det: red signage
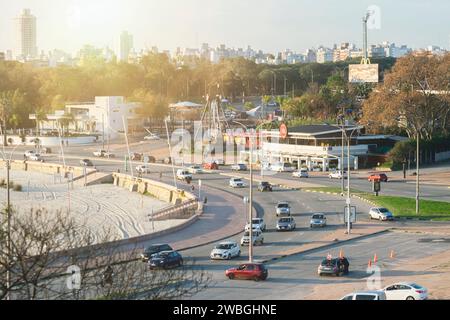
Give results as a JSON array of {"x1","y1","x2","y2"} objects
[{"x1": 279, "y1": 123, "x2": 288, "y2": 139}]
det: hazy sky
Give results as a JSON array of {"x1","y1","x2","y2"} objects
[{"x1": 1, "y1": 0, "x2": 449, "y2": 55}]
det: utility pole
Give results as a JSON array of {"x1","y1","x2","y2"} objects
[
  {"x1": 416, "y1": 133, "x2": 420, "y2": 215},
  {"x1": 347, "y1": 132, "x2": 351, "y2": 235},
  {"x1": 249, "y1": 129, "x2": 254, "y2": 263},
  {"x1": 5, "y1": 159, "x2": 11, "y2": 300}
]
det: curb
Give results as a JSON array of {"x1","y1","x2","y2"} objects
[{"x1": 260, "y1": 228, "x2": 392, "y2": 264}]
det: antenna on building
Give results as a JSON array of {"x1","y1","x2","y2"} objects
[{"x1": 361, "y1": 11, "x2": 374, "y2": 65}]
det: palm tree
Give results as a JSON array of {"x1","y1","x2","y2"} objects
[
  {"x1": 0, "y1": 91, "x2": 14, "y2": 146},
  {"x1": 34, "y1": 108, "x2": 48, "y2": 137}
]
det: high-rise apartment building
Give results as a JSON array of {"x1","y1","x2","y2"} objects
[
  {"x1": 15, "y1": 9, "x2": 37, "y2": 60},
  {"x1": 120, "y1": 31, "x2": 133, "y2": 62}
]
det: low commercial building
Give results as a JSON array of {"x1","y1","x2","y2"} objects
[{"x1": 29, "y1": 96, "x2": 143, "y2": 139}]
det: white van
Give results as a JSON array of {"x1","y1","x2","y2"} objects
[
  {"x1": 271, "y1": 162, "x2": 295, "y2": 173},
  {"x1": 176, "y1": 169, "x2": 192, "y2": 181}
]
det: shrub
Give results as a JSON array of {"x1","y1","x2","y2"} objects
[{"x1": 13, "y1": 184, "x2": 22, "y2": 192}]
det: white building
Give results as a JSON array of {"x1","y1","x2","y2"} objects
[
  {"x1": 316, "y1": 47, "x2": 333, "y2": 63},
  {"x1": 15, "y1": 9, "x2": 37, "y2": 60},
  {"x1": 120, "y1": 31, "x2": 133, "y2": 62},
  {"x1": 30, "y1": 97, "x2": 143, "y2": 139}
]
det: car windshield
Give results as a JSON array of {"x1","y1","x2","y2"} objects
[
  {"x1": 234, "y1": 179, "x2": 242, "y2": 182},
  {"x1": 279, "y1": 218, "x2": 291, "y2": 223},
  {"x1": 378, "y1": 208, "x2": 389, "y2": 213},
  {"x1": 321, "y1": 259, "x2": 336, "y2": 266},
  {"x1": 261, "y1": 182, "x2": 269, "y2": 186},
  {"x1": 313, "y1": 215, "x2": 324, "y2": 219},
  {"x1": 216, "y1": 244, "x2": 233, "y2": 250},
  {"x1": 252, "y1": 219, "x2": 261, "y2": 223},
  {"x1": 277, "y1": 203, "x2": 289, "y2": 208}
]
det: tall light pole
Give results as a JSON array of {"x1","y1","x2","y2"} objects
[{"x1": 416, "y1": 132, "x2": 420, "y2": 215}]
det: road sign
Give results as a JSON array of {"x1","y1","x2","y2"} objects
[{"x1": 344, "y1": 206, "x2": 357, "y2": 223}]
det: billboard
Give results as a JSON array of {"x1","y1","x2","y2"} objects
[{"x1": 349, "y1": 64, "x2": 379, "y2": 83}]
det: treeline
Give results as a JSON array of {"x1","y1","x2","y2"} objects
[{"x1": 0, "y1": 54, "x2": 396, "y2": 129}]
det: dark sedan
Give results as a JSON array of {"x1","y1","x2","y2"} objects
[
  {"x1": 80, "y1": 159, "x2": 93, "y2": 167},
  {"x1": 318, "y1": 257, "x2": 350, "y2": 276},
  {"x1": 258, "y1": 181, "x2": 273, "y2": 192},
  {"x1": 148, "y1": 251, "x2": 183, "y2": 269}
]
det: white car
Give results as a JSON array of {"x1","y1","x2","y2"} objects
[
  {"x1": 24, "y1": 150, "x2": 36, "y2": 158},
  {"x1": 276, "y1": 201, "x2": 291, "y2": 216},
  {"x1": 93, "y1": 150, "x2": 115, "y2": 158},
  {"x1": 240, "y1": 230, "x2": 264, "y2": 246},
  {"x1": 144, "y1": 133, "x2": 161, "y2": 140},
  {"x1": 176, "y1": 169, "x2": 192, "y2": 181},
  {"x1": 271, "y1": 162, "x2": 295, "y2": 173},
  {"x1": 383, "y1": 282, "x2": 428, "y2": 300},
  {"x1": 210, "y1": 241, "x2": 241, "y2": 260},
  {"x1": 188, "y1": 165, "x2": 203, "y2": 174},
  {"x1": 229, "y1": 178, "x2": 246, "y2": 188},
  {"x1": 329, "y1": 170, "x2": 346, "y2": 179},
  {"x1": 136, "y1": 164, "x2": 151, "y2": 174},
  {"x1": 245, "y1": 218, "x2": 266, "y2": 232},
  {"x1": 28, "y1": 153, "x2": 43, "y2": 161},
  {"x1": 341, "y1": 291, "x2": 387, "y2": 300},
  {"x1": 292, "y1": 169, "x2": 309, "y2": 178},
  {"x1": 369, "y1": 207, "x2": 394, "y2": 221},
  {"x1": 231, "y1": 163, "x2": 247, "y2": 171}
]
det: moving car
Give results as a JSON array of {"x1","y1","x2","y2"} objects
[
  {"x1": 231, "y1": 163, "x2": 247, "y2": 171},
  {"x1": 140, "y1": 243, "x2": 173, "y2": 262},
  {"x1": 240, "y1": 230, "x2": 264, "y2": 246},
  {"x1": 187, "y1": 165, "x2": 203, "y2": 174},
  {"x1": 176, "y1": 169, "x2": 193, "y2": 181},
  {"x1": 329, "y1": 170, "x2": 346, "y2": 179},
  {"x1": 136, "y1": 164, "x2": 151, "y2": 174},
  {"x1": 292, "y1": 168, "x2": 309, "y2": 178},
  {"x1": 80, "y1": 159, "x2": 93, "y2": 167},
  {"x1": 245, "y1": 218, "x2": 266, "y2": 232},
  {"x1": 369, "y1": 207, "x2": 394, "y2": 221},
  {"x1": 203, "y1": 162, "x2": 219, "y2": 170},
  {"x1": 341, "y1": 291, "x2": 387, "y2": 300},
  {"x1": 24, "y1": 150, "x2": 36, "y2": 158},
  {"x1": 310, "y1": 213, "x2": 327, "y2": 228},
  {"x1": 368, "y1": 173, "x2": 388, "y2": 182},
  {"x1": 210, "y1": 241, "x2": 241, "y2": 260},
  {"x1": 28, "y1": 153, "x2": 43, "y2": 161},
  {"x1": 276, "y1": 201, "x2": 291, "y2": 217},
  {"x1": 258, "y1": 181, "x2": 273, "y2": 192},
  {"x1": 148, "y1": 250, "x2": 183, "y2": 269},
  {"x1": 318, "y1": 257, "x2": 350, "y2": 276},
  {"x1": 93, "y1": 150, "x2": 115, "y2": 158},
  {"x1": 144, "y1": 133, "x2": 161, "y2": 140},
  {"x1": 229, "y1": 178, "x2": 246, "y2": 188},
  {"x1": 271, "y1": 162, "x2": 295, "y2": 173},
  {"x1": 276, "y1": 217, "x2": 296, "y2": 231},
  {"x1": 225, "y1": 263, "x2": 268, "y2": 281},
  {"x1": 383, "y1": 282, "x2": 428, "y2": 300}
]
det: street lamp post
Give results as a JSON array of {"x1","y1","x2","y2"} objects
[{"x1": 416, "y1": 133, "x2": 420, "y2": 215}]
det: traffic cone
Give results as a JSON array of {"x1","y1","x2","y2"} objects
[
  {"x1": 390, "y1": 250, "x2": 395, "y2": 259},
  {"x1": 339, "y1": 249, "x2": 344, "y2": 259},
  {"x1": 373, "y1": 253, "x2": 378, "y2": 264},
  {"x1": 368, "y1": 259, "x2": 372, "y2": 268}
]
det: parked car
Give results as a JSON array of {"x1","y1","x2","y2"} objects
[
  {"x1": 341, "y1": 291, "x2": 386, "y2": 300},
  {"x1": 292, "y1": 168, "x2": 309, "y2": 178},
  {"x1": 258, "y1": 181, "x2": 273, "y2": 192},
  {"x1": 229, "y1": 178, "x2": 246, "y2": 188},
  {"x1": 225, "y1": 263, "x2": 268, "y2": 281},
  {"x1": 276, "y1": 201, "x2": 291, "y2": 217},
  {"x1": 93, "y1": 150, "x2": 115, "y2": 158},
  {"x1": 240, "y1": 230, "x2": 264, "y2": 246},
  {"x1": 148, "y1": 250, "x2": 183, "y2": 269},
  {"x1": 203, "y1": 162, "x2": 219, "y2": 170},
  {"x1": 276, "y1": 216, "x2": 296, "y2": 231},
  {"x1": 28, "y1": 153, "x2": 43, "y2": 161},
  {"x1": 329, "y1": 170, "x2": 346, "y2": 179},
  {"x1": 136, "y1": 164, "x2": 151, "y2": 174},
  {"x1": 369, "y1": 207, "x2": 394, "y2": 221},
  {"x1": 140, "y1": 243, "x2": 173, "y2": 262},
  {"x1": 245, "y1": 218, "x2": 266, "y2": 232},
  {"x1": 144, "y1": 133, "x2": 161, "y2": 140},
  {"x1": 368, "y1": 173, "x2": 388, "y2": 182},
  {"x1": 188, "y1": 165, "x2": 203, "y2": 174},
  {"x1": 80, "y1": 159, "x2": 93, "y2": 167},
  {"x1": 231, "y1": 163, "x2": 247, "y2": 171},
  {"x1": 383, "y1": 282, "x2": 428, "y2": 300},
  {"x1": 271, "y1": 162, "x2": 295, "y2": 173},
  {"x1": 318, "y1": 257, "x2": 350, "y2": 276},
  {"x1": 176, "y1": 169, "x2": 193, "y2": 181},
  {"x1": 310, "y1": 213, "x2": 327, "y2": 228},
  {"x1": 24, "y1": 150, "x2": 36, "y2": 158},
  {"x1": 210, "y1": 241, "x2": 241, "y2": 260}
]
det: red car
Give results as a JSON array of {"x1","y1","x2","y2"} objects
[
  {"x1": 368, "y1": 173, "x2": 388, "y2": 182},
  {"x1": 203, "y1": 162, "x2": 219, "y2": 170},
  {"x1": 225, "y1": 263, "x2": 268, "y2": 281}
]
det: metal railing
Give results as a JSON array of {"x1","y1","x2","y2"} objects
[{"x1": 148, "y1": 199, "x2": 199, "y2": 221}]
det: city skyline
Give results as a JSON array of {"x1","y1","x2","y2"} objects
[{"x1": 0, "y1": 0, "x2": 449, "y2": 56}]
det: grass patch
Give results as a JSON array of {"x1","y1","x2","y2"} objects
[{"x1": 302, "y1": 187, "x2": 450, "y2": 221}]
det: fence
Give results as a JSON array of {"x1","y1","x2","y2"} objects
[{"x1": 148, "y1": 199, "x2": 199, "y2": 221}]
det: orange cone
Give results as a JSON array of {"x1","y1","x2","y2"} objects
[
  {"x1": 339, "y1": 249, "x2": 344, "y2": 259},
  {"x1": 368, "y1": 259, "x2": 372, "y2": 268},
  {"x1": 390, "y1": 250, "x2": 395, "y2": 259},
  {"x1": 373, "y1": 253, "x2": 378, "y2": 264}
]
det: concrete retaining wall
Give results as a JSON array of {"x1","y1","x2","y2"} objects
[{"x1": 112, "y1": 173, "x2": 195, "y2": 205}]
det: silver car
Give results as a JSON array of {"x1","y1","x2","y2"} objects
[
  {"x1": 310, "y1": 213, "x2": 327, "y2": 228},
  {"x1": 276, "y1": 202, "x2": 291, "y2": 216},
  {"x1": 276, "y1": 217, "x2": 296, "y2": 231}
]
